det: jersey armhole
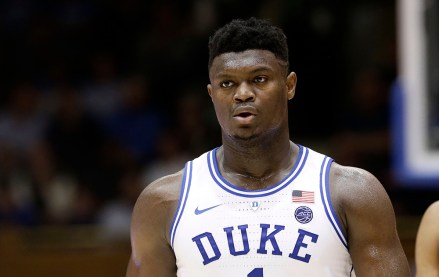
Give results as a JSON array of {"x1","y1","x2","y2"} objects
[
  {"x1": 169, "y1": 161, "x2": 193, "y2": 248},
  {"x1": 320, "y1": 157, "x2": 349, "y2": 248}
]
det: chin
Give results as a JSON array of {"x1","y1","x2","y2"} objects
[
  {"x1": 229, "y1": 126, "x2": 281, "y2": 143},
  {"x1": 231, "y1": 132, "x2": 261, "y2": 143}
]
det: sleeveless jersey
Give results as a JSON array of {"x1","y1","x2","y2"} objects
[{"x1": 170, "y1": 145, "x2": 356, "y2": 277}]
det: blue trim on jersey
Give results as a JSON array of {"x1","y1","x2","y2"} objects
[
  {"x1": 207, "y1": 145, "x2": 308, "y2": 198},
  {"x1": 320, "y1": 156, "x2": 348, "y2": 248},
  {"x1": 170, "y1": 161, "x2": 193, "y2": 248}
]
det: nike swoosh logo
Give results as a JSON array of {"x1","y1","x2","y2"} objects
[{"x1": 194, "y1": 204, "x2": 222, "y2": 215}]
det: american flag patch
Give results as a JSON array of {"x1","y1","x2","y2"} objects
[{"x1": 292, "y1": 190, "x2": 314, "y2": 203}]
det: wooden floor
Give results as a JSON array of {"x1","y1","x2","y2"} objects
[
  {"x1": 0, "y1": 216, "x2": 421, "y2": 277},
  {"x1": 0, "y1": 226, "x2": 131, "y2": 277}
]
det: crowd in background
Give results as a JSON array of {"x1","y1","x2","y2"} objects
[{"x1": 0, "y1": 0, "x2": 436, "y2": 241}]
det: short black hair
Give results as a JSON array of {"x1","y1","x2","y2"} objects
[{"x1": 208, "y1": 17, "x2": 289, "y2": 70}]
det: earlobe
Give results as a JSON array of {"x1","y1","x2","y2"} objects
[{"x1": 286, "y1": 72, "x2": 297, "y2": 100}]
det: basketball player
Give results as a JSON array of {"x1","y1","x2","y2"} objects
[
  {"x1": 126, "y1": 17, "x2": 410, "y2": 276},
  {"x1": 415, "y1": 200, "x2": 439, "y2": 276}
]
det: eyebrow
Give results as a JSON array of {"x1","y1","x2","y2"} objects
[
  {"x1": 214, "y1": 65, "x2": 273, "y2": 79},
  {"x1": 248, "y1": 66, "x2": 272, "y2": 74}
]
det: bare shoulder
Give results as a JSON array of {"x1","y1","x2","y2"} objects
[
  {"x1": 329, "y1": 162, "x2": 390, "y2": 206},
  {"x1": 329, "y1": 163, "x2": 410, "y2": 276},
  {"x1": 127, "y1": 170, "x2": 184, "y2": 276},
  {"x1": 417, "y1": 200, "x2": 439, "y2": 242},
  {"x1": 415, "y1": 200, "x2": 439, "y2": 276},
  {"x1": 132, "y1": 169, "x2": 184, "y2": 241},
  {"x1": 136, "y1": 170, "x2": 184, "y2": 209},
  {"x1": 422, "y1": 200, "x2": 439, "y2": 219},
  {"x1": 328, "y1": 162, "x2": 394, "y2": 230}
]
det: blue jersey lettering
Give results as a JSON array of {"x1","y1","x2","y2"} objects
[
  {"x1": 192, "y1": 232, "x2": 222, "y2": 265},
  {"x1": 289, "y1": 228, "x2": 319, "y2": 263},
  {"x1": 192, "y1": 225, "x2": 320, "y2": 266},
  {"x1": 223, "y1": 224, "x2": 250, "y2": 256},
  {"x1": 257, "y1": 224, "x2": 285, "y2": 255}
]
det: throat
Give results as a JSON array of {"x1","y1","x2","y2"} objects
[
  {"x1": 233, "y1": 172, "x2": 277, "y2": 190},
  {"x1": 217, "y1": 141, "x2": 298, "y2": 190}
]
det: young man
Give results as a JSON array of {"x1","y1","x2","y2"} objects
[
  {"x1": 126, "y1": 17, "x2": 410, "y2": 276},
  {"x1": 415, "y1": 200, "x2": 439, "y2": 276}
]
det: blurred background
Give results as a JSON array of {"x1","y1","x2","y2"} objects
[{"x1": 0, "y1": 0, "x2": 437, "y2": 276}]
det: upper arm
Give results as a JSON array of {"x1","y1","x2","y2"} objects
[
  {"x1": 126, "y1": 172, "x2": 183, "y2": 277},
  {"x1": 415, "y1": 201, "x2": 439, "y2": 276},
  {"x1": 330, "y1": 164, "x2": 410, "y2": 276}
]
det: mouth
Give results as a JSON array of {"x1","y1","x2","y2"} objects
[
  {"x1": 233, "y1": 106, "x2": 257, "y2": 118},
  {"x1": 235, "y1": 112, "x2": 254, "y2": 118},
  {"x1": 232, "y1": 109, "x2": 257, "y2": 125}
]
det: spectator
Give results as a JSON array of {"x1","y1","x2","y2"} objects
[
  {"x1": 0, "y1": 83, "x2": 47, "y2": 225},
  {"x1": 102, "y1": 73, "x2": 168, "y2": 165}
]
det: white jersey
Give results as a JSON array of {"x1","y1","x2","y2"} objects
[{"x1": 170, "y1": 145, "x2": 355, "y2": 277}]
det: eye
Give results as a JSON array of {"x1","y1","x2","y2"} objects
[
  {"x1": 220, "y1": 80, "x2": 234, "y2": 88},
  {"x1": 254, "y1": 76, "x2": 267, "y2": 83}
]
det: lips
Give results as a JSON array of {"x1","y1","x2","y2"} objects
[{"x1": 233, "y1": 106, "x2": 257, "y2": 117}]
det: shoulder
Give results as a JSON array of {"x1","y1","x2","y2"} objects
[
  {"x1": 329, "y1": 162, "x2": 386, "y2": 197},
  {"x1": 137, "y1": 170, "x2": 184, "y2": 205},
  {"x1": 422, "y1": 200, "x2": 439, "y2": 218},
  {"x1": 131, "y1": 169, "x2": 185, "y2": 244},
  {"x1": 329, "y1": 162, "x2": 389, "y2": 204},
  {"x1": 415, "y1": 200, "x2": 439, "y2": 275},
  {"x1": 419, "y1": 200, "x2": 439, "y2": 231},
  {"x1": 417, "y1": 200, "x2": 439, "y2": 240},
  {"x1": 128, "y1": 170, "x2": 185, "y2": 275},
  {"x1": 328, "y1": 162, "x2": 393, "y2": 230},
  {"x1": 328, "y1": 163, "x2": 411, "y2": 275}
]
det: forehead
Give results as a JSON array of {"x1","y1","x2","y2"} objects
[{"x1": 209, "y1": 49, "x2": 282, "y2": 77}]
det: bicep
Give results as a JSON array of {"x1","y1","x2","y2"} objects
[{"x1": 332, "y1": 167, "x2": 410, "y2": 276}]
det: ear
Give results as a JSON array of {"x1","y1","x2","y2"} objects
[
  {"x1": 286, "y1": 72, "x2": 297, "y2": 100},
  {"x1": 207, "y1": 84, "x2": 213, "y2": 98}
]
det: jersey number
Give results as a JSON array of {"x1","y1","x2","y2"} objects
[{"x1": 248, "y1": 268, "x2": 263, "y2": 276}]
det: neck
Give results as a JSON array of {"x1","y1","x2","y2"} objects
[{"x1": 217, "y1": 132, "x2": 298, "y2": 190}]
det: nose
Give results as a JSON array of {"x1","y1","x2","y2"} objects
[{"x1": 233, "y1": 82, "x2": 255, "y2": 102}]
